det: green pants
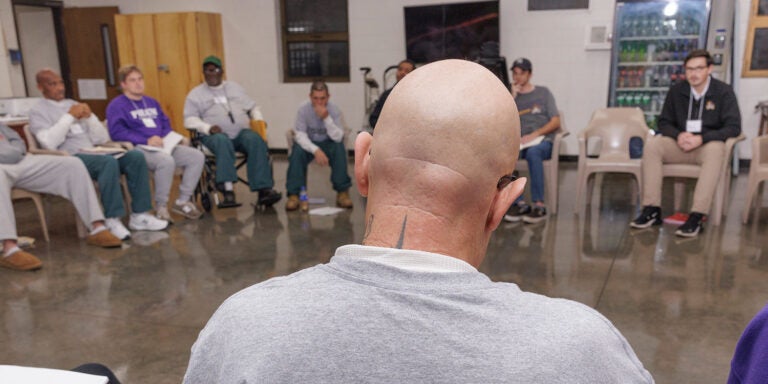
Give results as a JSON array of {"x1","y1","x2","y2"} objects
[
  {"x1": 75, "y1": 150, "x2": 153, "y2": 218},
  {"x1": 286, "y1": 139, "x2": 351, "y2": 196},
  {"x1": 201, "y1": 130, "x2": 274, "y2": 191}
]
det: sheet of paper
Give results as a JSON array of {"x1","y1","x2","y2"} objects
[
  {"x1": 0, "y1": 365, "x2": 108, "y2": 384},
  {"x1": 138, "y1": 132, "x2": 183, "y2": 155},
  {"x1": 77, "y1": 79, "x2": 107, "y2": 100},
  {"x1": 520, "y1": 135, "x2": 544, "y2": 150},
  {"x1": 309, "y1": 206, "x2": 344, "y2": 216},
  {"x1": 162, "y1": 131, "x2": 184, "y2": 155}
]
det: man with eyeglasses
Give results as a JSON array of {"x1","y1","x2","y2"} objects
[
  {"x1": 503, "y1": 57, "x2": 561, "y2": 224},
  {"x1": 631, "y1": 49, "x2": 741, "y2": 237},
  {"x1": 183, "y1": 60, "x2": 653, "y2": 383},
  {"x1": 184, "y1": 55, "x2": 282, "y2": 208}
]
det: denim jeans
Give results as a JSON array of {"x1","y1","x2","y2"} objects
[{"x1": 515, "y1": 140, "x2": 553, "y2": 204}]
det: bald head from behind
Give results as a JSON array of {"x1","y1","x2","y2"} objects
[{"x1": 354, "y1": 59, "x2": 524, "y2": 267}]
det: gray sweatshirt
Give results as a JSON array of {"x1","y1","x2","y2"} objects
[
  {"x1": 28, "y1": 98, "x2": 109, "y2": 155},
  {"x1": 184, "y1": 245, "x2": 653, "y2": 384},
  {"x1": 0, "y1": 125, "x2": 26, "y2": 164}
]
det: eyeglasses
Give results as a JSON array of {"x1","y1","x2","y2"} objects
[
  {"x1": 497, "y1": 173, "x2": 517, "y2": 190},
  {"x1": 204, "y1": 67, "x2": 222, "y2": 74},
  {"x1": 684, "y1": 65, "x2": 708, "y2": 72}
]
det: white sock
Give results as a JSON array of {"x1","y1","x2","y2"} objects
[
  {"x1": 3, "y1": 246, "x2": 21, "y2": 257},
  {"x1": 90, "y1": 226, "x2": 107, "y2": 236},
  {"x1": 175, "y1": 198, "x2": 189, "y2": 206},
  {"x1": 224, "y1": 182, "x2": 233, "y2": 191}
]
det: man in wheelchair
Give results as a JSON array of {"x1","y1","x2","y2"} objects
[{"x1": 184, "y1": 56, "x2": 282, "y2": 208}]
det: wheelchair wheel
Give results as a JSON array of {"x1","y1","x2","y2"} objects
[{"x1": 201, "y1": 192, "x2": 212, "y2": 212}]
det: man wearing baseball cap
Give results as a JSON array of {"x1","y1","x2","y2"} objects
[
  {"x1": 504, "y1": 57, "x2": 561, "y2": 224},
  {"x1": 184, "y1": 55, "x2": 282, "y2": 208}
]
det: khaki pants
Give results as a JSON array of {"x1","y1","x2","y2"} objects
[{"x1": 641, "y1": 136, "x2": 724, "y2": 214}]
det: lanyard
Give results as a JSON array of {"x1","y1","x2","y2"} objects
[
  {"x1": 208, "y1": 84, "x2": 235, "y2": 124},
  {"x1": 687, "y1": 92, "x2": 706, "y2": 121},
  {"x1": 129, "y1": 97, "x2": 148, "y2": 112}
]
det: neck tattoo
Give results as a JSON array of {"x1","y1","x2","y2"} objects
[{"x1": 395, "y1": 215, "x2": 408, "y2": 249}]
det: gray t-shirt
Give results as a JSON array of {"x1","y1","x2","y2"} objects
[
  {"x1": 184, "y1": 81, "x2": 256, "y2": 139},
  {"x1": 295, "y1": 100, "x2": 342, "y2": 143},
  {"x1": 516, "y1": 86, "x2": 559, "y2": 140},
  {"x1": 184, "y1": 245, "x2": 653, "y2": 384},
  {"x1": 28, "y1": 98, "x2": 108, "y2": 154}
]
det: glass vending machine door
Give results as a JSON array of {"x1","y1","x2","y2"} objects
[{"x1": 610, "y1": 0, "x2": 710, "y2": 131}]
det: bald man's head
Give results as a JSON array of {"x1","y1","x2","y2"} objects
[
  {"x1": 369, "y1": 59, "x2": 519, "y2": 200},
  {"x1": 36, "y1": 69, "x2": 66, "y2": 101},
  {"x1": 353, "y1": 59, "x2": 523, "y2": 263}
]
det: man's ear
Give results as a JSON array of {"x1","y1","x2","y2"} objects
[
  {"x1": 486, "y1": 177, "x2": 526, "y2": 232},
  {"x1": 354, "y1": 132, "x2": 373, "y2": 197}
]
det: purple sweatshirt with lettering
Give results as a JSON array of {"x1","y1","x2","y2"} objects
[{"x1": 106, "y1": 94, "x2": 172, "y2": 145}]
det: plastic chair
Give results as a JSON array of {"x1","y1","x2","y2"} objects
[
  {"x1": 11, "y1": 188, "x2": 50, "y2": 243},
  {"x1": 741, "y1": 136, "x2": 768, "y2": 224},
  {"x1": 576, "y1": 108, "x2": 649, "y2": 213},
  {"x1": 515, "y1": 111, "x2": 569, "y2": 214},
  {"x1": 661, "y1": 133, "x2": 744, "y2": 226}
]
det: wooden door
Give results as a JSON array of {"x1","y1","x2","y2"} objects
[{"x1": 61, "y1": 6, "x2": 120, "y2": 119}]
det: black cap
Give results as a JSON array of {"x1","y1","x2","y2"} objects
[{"x1": 511, "y1": 57, "x2": 532, "y2": 72}]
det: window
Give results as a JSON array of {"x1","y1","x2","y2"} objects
[
  {"x1": 743, "y1": 0, "x2": 768, "y2": 77},
  {"x1": 280, "y1": 0, "x2": 349, "y2": 82}
]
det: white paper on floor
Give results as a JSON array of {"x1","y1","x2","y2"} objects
[{"x1": 309, "y1": 207, "x2": 344, "y2": 216}]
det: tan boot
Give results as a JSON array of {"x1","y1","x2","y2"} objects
[
  {"x1": 0, "y1": 250, "x2": 42, "y2": 271},
  {"x1": 286, "y1": 195, "x2": 300, "y2": 211},
  {"x1": 336, "y1": 190, "x2": 353, "y2": 209}
]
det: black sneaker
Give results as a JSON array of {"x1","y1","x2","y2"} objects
[
  {"x1": 257, "y1": 189, "x2": 282, "y2": 207},
  {"x1": 523, "y1": 205, "x2": 547, "y2": 224},
  {"x1": 675, "y1": 212, "x2": 705, "y2": 238},
  {"x1": 218, "y1": 190, "x2": 241, "y2": 208},
  {"x1": 630, "y1": 206, "x2": 662, "y2": 228},
  {"x1": 504, "y1": 202, "x2": 531, "y2": 222}
]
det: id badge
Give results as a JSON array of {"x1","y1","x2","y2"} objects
[
  {"x1": 686, "y1": 120, "x2": 702, "y2": 133},
  {"x1": 70, "y1": 123, "x2": 84, "y2": 134},
  {"x1": 142, "y1": 118, "x2": 157, "y2": 128},
  {"x1": 214, "y1": 96, "x2": 227, "y2": 105}
]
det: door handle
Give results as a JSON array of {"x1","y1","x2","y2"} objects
[{"x1": 157, "y1": 64, "x2": 170, "y2": 72}]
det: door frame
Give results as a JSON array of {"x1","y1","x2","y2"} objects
[{"x1": 12, "y1": 0, "x2": 71, "y2": 98}]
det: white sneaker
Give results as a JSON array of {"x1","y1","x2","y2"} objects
[
  {"x1": 129, "y1": 213, "x2": 169, "y2": 231},
  {"x1": 104, "y1": 218, "x2": 131, "y2": 240}
]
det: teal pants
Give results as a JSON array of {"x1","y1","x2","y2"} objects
[
  {"x1": 75, "y1": 150, "x2": 153, "y2": 218},
  {"x1": 201, "y1": 130, "x2": 274, "y2": 191},
  {"x1": 286, "y1": 139, "x2": 351, "y2": 196}
]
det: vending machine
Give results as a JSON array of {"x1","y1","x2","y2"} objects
[{"x1": 608, "y1": 0, "x2": 735, "y2": 131}]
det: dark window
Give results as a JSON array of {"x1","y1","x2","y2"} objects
[
  {"x1": 281, "y1": 0, "x2": 349, "y2": 82},
  {"x1": 528, "y1": 0, "x2": 589, "y2": 11}
]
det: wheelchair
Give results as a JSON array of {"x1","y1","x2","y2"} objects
[{"x1": 188, "y1": 125, "x2": 275, "y2": 212}]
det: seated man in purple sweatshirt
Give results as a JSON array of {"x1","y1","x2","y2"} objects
[{"x1": 106, "y1": 65, "x2": 205, "y2": 221}]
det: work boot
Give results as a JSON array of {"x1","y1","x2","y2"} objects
[
  {"x1": 336, "y1": 190, "x2": 353, "y2": 209},
  {"x1": 286, "y1": 195, "x2": 300, "y2": 211}
]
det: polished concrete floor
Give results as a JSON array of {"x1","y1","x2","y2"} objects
[{"x1": 2, "y1": 158, "x2": 768, "y2": 383}]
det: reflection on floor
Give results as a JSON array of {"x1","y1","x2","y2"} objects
[{"x1": 2, "y1": 160, "x2": 767, "y2": 383}]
